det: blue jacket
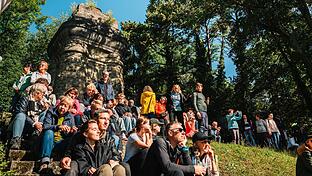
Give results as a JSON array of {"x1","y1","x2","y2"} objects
[
  {"x1": 94, "y1": 79, "x2": 115, "y2": 101},
  {"x1": 226, "y1": 111, "x2": 242, "y2": 129},
  {"x1": 43, "y1": 107, "x2": 75, "y2": 137}
]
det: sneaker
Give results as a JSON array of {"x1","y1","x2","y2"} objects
[
  {"x1": 10, "y1": 137, "x2": 21, "y2": 150},
  {"x1": 121, "y1": 133, "x2": 127, "y2": 141}
]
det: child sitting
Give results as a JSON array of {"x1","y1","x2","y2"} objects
[{"x1": 211, "y1": 121, "x2": 221, "y2": 143}]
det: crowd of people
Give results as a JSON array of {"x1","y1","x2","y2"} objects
[{"x1": 5, "y1": 60, "x2": 310, "y2": 175}]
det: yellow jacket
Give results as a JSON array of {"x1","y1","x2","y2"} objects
[{"x1": 140, "y1": 91, "x2": 156, "y2": 114}]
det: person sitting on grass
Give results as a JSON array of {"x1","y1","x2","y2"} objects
[
  {"x1": 192, "y1": 132, "x2": 219, "y2": 176},
  {"x1": 296, "y1": 132, "x2": 312, "y2": 176}
]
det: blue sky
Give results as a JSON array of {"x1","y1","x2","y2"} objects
[{"x1": 41, "y1": 0, "x2": 236, "y2": 78}]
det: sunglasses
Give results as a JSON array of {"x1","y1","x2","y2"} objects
[{"x1": 170, "y1": 128, "x2": 184, "y2": 133}]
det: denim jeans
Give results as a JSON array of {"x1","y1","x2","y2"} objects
[
  {"x1": 244, "y1": 130, "x2": 256, "y2": 146},
  {"x1": 40, "y1": 130, "x2": 68, "y2": 163},
  {"x1": 123, "y1": 116, "x2": 133, "y2": 133},
  {"x1": 198, "y1": 111, "x2": 209, "y2": 134},
  {"x1": 10, "y1": 112, "x2": 34, "y2": 138},
  {"x1": 271, "y1": 132, "x2": 280, "y2": 149}
]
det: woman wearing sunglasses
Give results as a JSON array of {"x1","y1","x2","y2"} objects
[{"x1": 192, "y1": 132, "x2": 219, "y2": 176}]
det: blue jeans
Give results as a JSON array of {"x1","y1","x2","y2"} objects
[
  {"x1": 123, "y1": 116, "x2": 133, "y2": 133},
  {"x1": 40, "y1": 130, "x2": 68, "y2": 163},
  {"x1": 199, "y1": 111, "x2": 209, "y2": 134},
  {"x1": 244, "y1": 130, "x2": 256, "y2": 146},
  {"x1": 271, "y1": 132, "x2": 280, "y2": 149},
  {"x1": 10, "y1": 112, "x2": 34, "y2": 138}
]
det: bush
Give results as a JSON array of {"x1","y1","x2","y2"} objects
[{"x1": 0, "y1": 144, "x2": 14, "y2": 175}]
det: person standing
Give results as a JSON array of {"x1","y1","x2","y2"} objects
[
  {"x1": 167, "y1": 84, "x2": 186, "y2": 129},
  {"x1": 30, "y1": 60, "x2": 51, "y2": 85},
  {"x1": 94, "y1": 71, "x2": 115, "y2": 102},
  {"x1": 241, "y1": 115, "x2": 256, "y2": 146},
  {"x1": 255, "y1": 114, "x2": 269, "y2": 147},
  {"x1": 225, "y1": 109, "x2": 242, "y2": 144},
  {"x1": 11, "y1": 63, "x2": 33, "y2": 112},
  {"x1": 266, "y1": 113, "x2": 281, "y2": 149},
  {"x1": 140, "y1": 85, "x2": 156, "y2": 118},
  {"x1": 193, "y1": 83, "x2": 209, "y2": 134}
]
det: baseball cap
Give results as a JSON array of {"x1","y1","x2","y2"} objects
[
  {"x1": 150, "y1": 118, "x2": 164, "y2": 125},
  {"x1": 192, "y1": 132, "x2": 213, "y2": 143}
]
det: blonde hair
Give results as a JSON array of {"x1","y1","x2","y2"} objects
[
  {"x1": 143, "y1": 85, "x2": 153, "y2": 92},
  {"x1": 59, "y1": 96, "x2": 74, "y2": 109},
  {"x1": 29, "y1": 83, "x2": 48, "y2": 96},
  {"x1": 171, "y1": 84, "x2": 181, "y2": 93},
  {"x1": 86, "y1": 83, "x2": 98, "y2": 93},
  {"x1": 91, "y1": 100, "x2": 103, "y2": 109}
]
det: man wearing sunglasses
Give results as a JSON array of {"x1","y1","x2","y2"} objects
[{"x1": 142, "y1": 122, "x2": 206, "y2": 176}]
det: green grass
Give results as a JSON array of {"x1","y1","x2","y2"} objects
[{"x1": 210, "y1": 142, "x2": 296, "y2": 176}]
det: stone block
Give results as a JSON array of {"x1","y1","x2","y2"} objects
[
  {"x1": 9, "y1": 150, "x2": 33, "y2": 161},
  {"x1": 10, "y1": 161, "x2": 35, "y2": 175}
]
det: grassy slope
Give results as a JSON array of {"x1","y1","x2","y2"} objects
[{"x1": 211, "y1": 142, "x2": 296, "y2": 176}]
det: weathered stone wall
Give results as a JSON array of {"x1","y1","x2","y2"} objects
[{"x1": 48, "y1": 4, "x2": 126, "y2": 97}]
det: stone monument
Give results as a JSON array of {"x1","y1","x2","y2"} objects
[{"x1": 48, "y1": 4, "x2": 126, "y2": 97}]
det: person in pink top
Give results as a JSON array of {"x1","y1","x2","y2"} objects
[{"x1": 185, "y1": 109, "x2": 198, "y2": 138}]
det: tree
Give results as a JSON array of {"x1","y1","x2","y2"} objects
[{"x1": 0, "y1": 0, "x2": 45, "y2": 110}]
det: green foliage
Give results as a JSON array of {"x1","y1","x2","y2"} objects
[
  {"x1": 26, "y1": 16, "x2": 66, "y2": 64},
  {"x1": 211, "y1": 142, "x2": 296, "y2": 176},
  {"x1": 85, "y1": 0, "x2": 97, "y2": 8},
  {"x1": 0, "y1": 144, "x2": 14, "y2": 175},
  {"x1": 0, "y1": 0, "x2": 45, "y2": 110}
]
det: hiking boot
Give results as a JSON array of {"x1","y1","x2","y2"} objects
[{"x1": 10, "y1": 137, "x2": 21, "y2": 150}]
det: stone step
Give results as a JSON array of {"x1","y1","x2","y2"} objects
[
  {"x1": 9, "y1": 150, "x2": 34, "y2": 161},
  {"x1": 10, "y1": 160, "x2": 61, "y2": 175},
  {"x1": 10, "y1": 160, "x2": 35, "y2": 175}
]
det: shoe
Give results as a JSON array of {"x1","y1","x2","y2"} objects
[
  {"x1": 10, "y1": 137, "x2": 21, "y2": 150},
  {"x1": 39, "y1": 163, "x2": 49, "y2": 173},
  {"x1": 121, "y1": 133, "x2": 128, "y2": 141}
]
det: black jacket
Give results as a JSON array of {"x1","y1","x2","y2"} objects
[
  {"x1": 73, "y1": 134, "x2": 120, "y2": 175},
  {"x1": 142, "y1": 137, "x2": 194, "y2": 176},
  {"x1": 15, "y1": 96, "x2": 44, "y2": 115}
]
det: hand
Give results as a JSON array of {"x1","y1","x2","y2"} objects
[
  {"x1": 34, "y1": 122, "x2": 43, "y2": 132},
  {"x1": 69, "y1": 108, "x2": 77, "y2": 114},
  {"x1": 59, "y1": 125, "x2": 71, "y2": 133},
  {"x1": 109, "y1": 160, "x2": 119, "y2": 168},
  {"x1": 60, "y1": 157, "x2": 71, "y2": 170},
  {"x1": 88, "y1": 167, "x2": 96, "y2": 175},
  {"x1": 196, "y1": 112, "x2": 202, "y2": 119},
  {"x1": 70, "y1": 126, "x2": 78, "y2": 133},
  {"x1": 194, "y1": 165, "x2": 206, "y2": 175}
]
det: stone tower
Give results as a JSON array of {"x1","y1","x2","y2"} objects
[{"x1": 48, "y1": 4, "x2": 126, "y2": 97}]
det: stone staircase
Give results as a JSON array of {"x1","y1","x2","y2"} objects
[{"x1": 8, "y1": 150, "x2": 61, "y2": 176}]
